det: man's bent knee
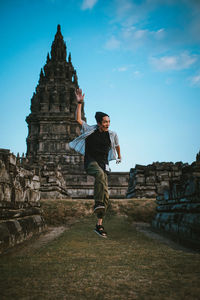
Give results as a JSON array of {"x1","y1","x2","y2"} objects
[{"x1": 95, "y1": 169, "x2": 105, "y2": 180}]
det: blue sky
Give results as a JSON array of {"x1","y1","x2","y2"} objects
[{"x1": 0, "y1": 0, "x2": 200, "y2": 171}]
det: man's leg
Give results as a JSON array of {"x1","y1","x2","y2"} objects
[
  {"x1": 86, "y1": 161, "x2": 109, "y2": 237},
  {"x1": 103, "y1": 172, "x2": 109, "y2": 210},
  {"x1": 86, "y1": 161, "x2": 109, "y2": 211}
]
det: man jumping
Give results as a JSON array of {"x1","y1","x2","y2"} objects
[{"x1": 69, "y1": 88, "x2": 121, "y2": 238}]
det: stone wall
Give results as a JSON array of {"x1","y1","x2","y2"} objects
[
  {"x1": 126, "y1": 162, "x2": 188, "y2": 198},
  {"x1": 109, "y1": 172, "x2": 130, "y2": 198},
  {"x1": 0, "y1": 149, "x2": 46, "y2": 253},
  {"x1": 152, "y1": 155, "x2": 200, "y2": 249},
  {"x1": 40, "y1": 162, "x2": 69, "y2": 199},
  {"x1": 64, "y1": 171, "x2": 129, "y2": 199}
]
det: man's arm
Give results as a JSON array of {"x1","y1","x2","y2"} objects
[
  {"x1": 75, "y1": 88, "x2": 85, "y2": 125},
  {"x1": 115, "y1": 145, "x2": 122, "y2": 163}
]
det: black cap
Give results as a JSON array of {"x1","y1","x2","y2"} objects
[{"x1": 95, "y1": 112, "x2": 109, "y2": 123}]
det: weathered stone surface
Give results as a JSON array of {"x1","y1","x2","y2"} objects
[
  {"x1": 61, "y1": 172, "x2": 129, "y2": 199},
  {"x1": 24, "y1": 25, "x2": 88, "y2": 198},
  {"x1": 39, "y1": 163, "x2": 69, "y2": 199},
  {"x1": 126, "y1": 162, "x2": 188, "y2": 198},
  {"x1": 152, "y1": 155, "x2": 200, "y2": 249},
  {"x1": 0, "y1": 149, "x2": 46, "y2": 253},
  {"x1": 0, "y1": 215, "x2": 45, "y2": 254}
]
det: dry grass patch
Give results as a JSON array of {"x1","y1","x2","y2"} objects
[
  {"x1": 0, "y1": 215, "x2": 199, "y2": 299},
  {"x1": 40, "y1": 199, "x2": 93, "y2": 225},
  {"x1": 40, "y1": 198, "x2": 157, "y2": 226},
  {"x1": 109, "y1": 198, "x2": 157, "y2": 222}
]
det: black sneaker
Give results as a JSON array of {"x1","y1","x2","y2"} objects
[
  {"x1": 94, "y1": 224, "x2": 107, "y2": 238},
  {"x1": 93, "y1": 202, "x2": 105, "y2": 214}
]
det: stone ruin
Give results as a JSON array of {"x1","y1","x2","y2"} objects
[
  {"x1": 152, "y1": 152, "x2": 200, "y2": 249},
  {"x1": 25, "y1": 24, "x2": 86, "y2": 199},
  {"x1": 126, "y1": 162, "x2": 188, "y2": 199},
  {"x1": 39, "y1": 162, "x2": 69, "y2": 199},
  {"x1": 25, "y1": 24, "x2": 129, "y2": 199},
  {"x1": 0, "y1": 149, "x2": 45, "y2": 254},
  {"x1": 126, "y1": 156, "x2": 200, "y2": 248}
]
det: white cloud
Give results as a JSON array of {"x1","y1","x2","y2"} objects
[
  {"x1": 109, "y1": 0, "x2": 200, "y2": 52},
  {"x1": 105, "y1": 26, "x2": 165, "y2": 54},
  {"x1": 112, "y1": 66, "x2": 143, "y2": 78},
  {"x1": 118, "y1": 26, "x2": 165, "y2": 51},
  {"x1": 133, "y1": 28, "x2": 165, "y2": 40},
  {"x1": 121, "y1": 26, "x2": 164, "y2": 41},
  {"x1": 81, "y1": 0, "x2": 98, "y2": 10},
  {"x1": 105, "y1": 36, "x2": 120, "y2": 50},
  {"x1": 190, "y1": 74, "x2": 200, "y2": 86},
  {"x1": 133, "y1": 70, "x2": 143, "y2": 78},
  {"x1": 155, "y1": 28, "x2": 165, "y2": 40},
  {"x1": 150, "y1": 52, "x2": 197, "y2": 71},
  {"x1": 134, "y1": 29, "x2": 147, "y2": 39},
  {"x1": 113, "y1": 64, "x2": 135, "y2": 72},
  {"x1": 118, "y1": 67, "x2": 128, "y2": 72}
]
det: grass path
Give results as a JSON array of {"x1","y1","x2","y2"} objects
[{"x1": 0, "y1": 215, "x2": 200, "y2": 300}]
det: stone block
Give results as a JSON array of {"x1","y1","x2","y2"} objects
[
  {"x1": 0, "y1": 215, "x2": 46, "y2": 254},
  {"x1": 33, "y1": 175, "x2": 40, "y2": 181},
  {"x1": 157, "y1": 171, "x2": 169, "y2": 177},
  {"x1": 185, "y1": 179, "x2": 196, "y2": 196},
  {"x1": 160, "y1": 181, "x2": 169, "y2": 187},
  {"x1": 146, "y1": 176, "x2": 156, "y2": 184},
  {"x1": 135, "y1": 176, "x2": 145, "y2": 184},
  {"x1": 9, "y1": 153, "x2": 17, "y2": 166}
]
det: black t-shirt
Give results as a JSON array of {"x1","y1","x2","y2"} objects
[{"x1": 84, "y1": 129, "x2": 111, "y2": 171}]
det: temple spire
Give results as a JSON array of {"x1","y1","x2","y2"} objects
[
  {"x1": 51, "y1": 24, "x2": 67, "y2": 61},
  {"x1": 46, "y1": 52, "x2": 50, "y2": 63},
  {"x1": 39, "y1": 68, "x2": 44, "y2": 82},
  {"x1": 197, "y1": 150, "x2": 200, "y2": 162},
  {"x1": 68, "y1": 52, "x2": 71, "y2": 63}
]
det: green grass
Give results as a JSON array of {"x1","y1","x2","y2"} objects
[{"x1": 0, "y1": 215, "x2": 200, "y2": 300}]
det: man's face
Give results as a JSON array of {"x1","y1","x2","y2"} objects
[{"x1": 98, "y1": 116, "x2": 110, "y2": 132}]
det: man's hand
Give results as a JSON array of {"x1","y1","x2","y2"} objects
[
  {"x1": 116, "y1": 157, "x2": 122, "y2": 164},
  {"x1": 115, "y1": 145, "x2": 122, "y2": 164},
  {"x1": 75, "y1": 88, "x2": 85, "y2": 103}
]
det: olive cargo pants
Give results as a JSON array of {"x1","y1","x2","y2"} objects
[{"x1": 86, "y1": 161, "x2": 109, "y2": 217}]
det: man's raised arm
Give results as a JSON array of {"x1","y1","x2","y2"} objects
[{"x1": 75, "y1": 88, "x2": 85, "y2": 125}]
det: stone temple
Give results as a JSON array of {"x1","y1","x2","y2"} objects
[
  {"x1": 26, "y1": 25, "x2": 129, "y2": 199},
  {"x1": 26, "y1": 25, "x2": 85, "y2": 169}
]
